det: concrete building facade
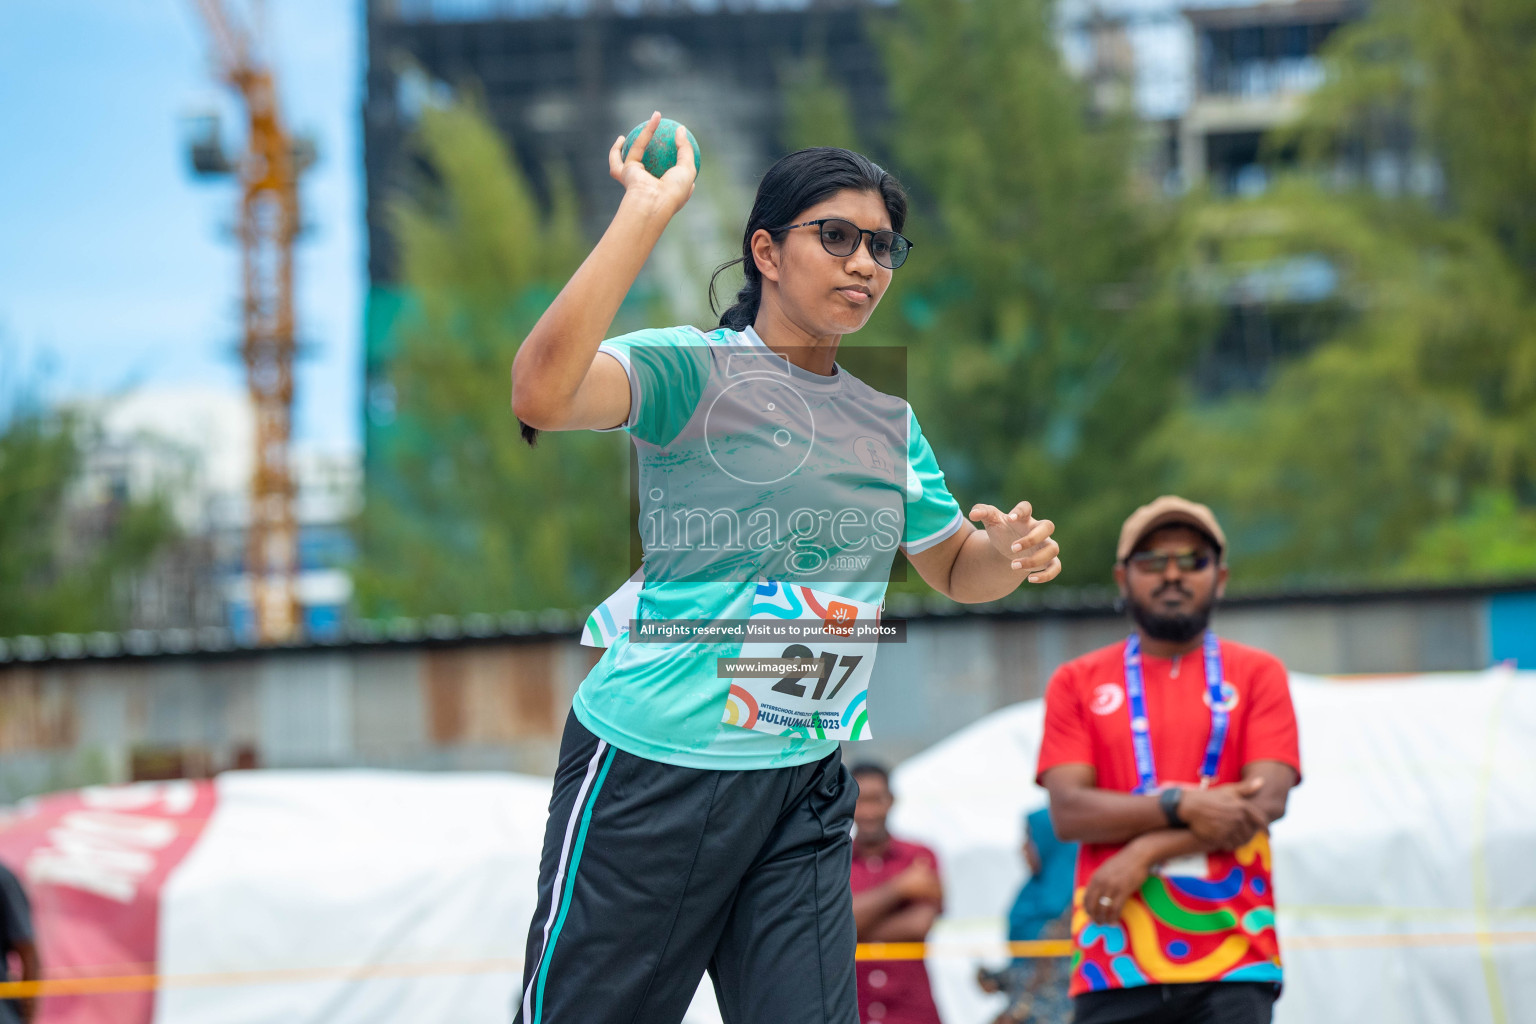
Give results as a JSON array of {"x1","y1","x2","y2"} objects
[
  {"x1": 76, "y1": 386, "x2": 361, "y2": 640},
  {"x1": 1178, "y1": 0, "x2": 1358, "y2": 192}
]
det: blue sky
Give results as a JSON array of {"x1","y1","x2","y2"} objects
[{"x1": 0, "y1": 0, "x2": 362, "y2": 450}]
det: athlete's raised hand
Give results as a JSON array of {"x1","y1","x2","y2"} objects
[
  {"x1": 609, "y1": 111, "x2": 697, "y2": 216},
  {"x1": 970, "y1": 501, "x2": 1061, "y2": 584},
  {"x1": 515, "y1": 113, "x2": 697, "y2": 435}
]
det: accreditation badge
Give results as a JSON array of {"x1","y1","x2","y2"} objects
[
  {"x1": 722, "y1": 581, "x2": 880, "y2": 741},
  {"x1": 1159, "y1": 853, "x2": 1213, "y2": 880},
  {"x1": 1157, "y1": 780, "x2": 1213, "y2": 879}
]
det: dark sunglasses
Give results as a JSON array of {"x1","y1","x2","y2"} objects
[
  {"x1": 777, "y1": 218, "x2": 913, "y2": 270},
  {"x1": 1127, "y1": 550, "x2": 1214, "y2": 575}
]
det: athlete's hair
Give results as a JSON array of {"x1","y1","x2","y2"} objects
[{"x1": 709, "y1": 147, "x2": 908, "y2": 331}]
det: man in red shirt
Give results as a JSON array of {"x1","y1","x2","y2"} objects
[
  {"x1": 849, "y1": 763, "x2": 944, "y2": 1024},
  {"x1": 1037, "y1": 496, "x2": 1301, "y2": 1024}
]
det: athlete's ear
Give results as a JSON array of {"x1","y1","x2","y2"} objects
[
  {"x1": 1215, "y1": 563, "x2": 1229, "y2": 601},
  {"x1": 1113, "y1": 561, "x2": 1128, "y2": 598},
  {"x1": 749, "y1": 227, "x2": 782, "y2": 284}
]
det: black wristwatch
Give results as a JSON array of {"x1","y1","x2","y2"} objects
[{"x1": 1159, "y1": 786, "x2": 1187, "y2": 828}]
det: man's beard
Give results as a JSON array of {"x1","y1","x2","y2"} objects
[{"x1": 1127, "y1": 585, "x2": 1215, "y2": 644}]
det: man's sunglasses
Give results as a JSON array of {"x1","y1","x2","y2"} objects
[
  {"x1": 1126, "y1": 550, "x2": 1214, "y2": 574},
  {"x1": 777, "y1": 218, "x2": 913, "y2": 270}
]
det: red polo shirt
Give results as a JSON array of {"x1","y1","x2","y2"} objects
[
  {"x1": 1036, "y1": 637, "x2": 1301, "y2": 997},
  {"x1": 850, "y1": 838, "x2": 943, "y2": 1024}
]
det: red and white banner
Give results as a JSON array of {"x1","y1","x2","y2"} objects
[
  {"x1": 0, "y1": 772, "x2": 563, "y2": 1024},
  {"x1": 0, "y1": 770, "x2": 727, "y2": 1024},
  {"x1": 0, "y1": 780, "x2": 215, "y2": 1023}
]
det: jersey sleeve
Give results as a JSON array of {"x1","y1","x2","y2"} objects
[
  {"x1": 596, "y1": 327, "x2": 711, "y2": 448},
  {"x1": 899, "y1": 405, "x2": 965, "y2": 554},
  {"x1": 1241, "y1": 654, "x2": 1302, "y2": 781},
  {"x1": 1036, "y1": 663, "x2": 1094, "y2": 784}
]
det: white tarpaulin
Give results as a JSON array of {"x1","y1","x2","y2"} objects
[
  {"x1": 154, "y1": 771, "x2": 551, "y2": 1024},
  {"x1": 888, "y1": 668, "x2": 1536, "y2": 1024},
  {"x1": 0, "y1": 669, "x2": 1531, "y2": 1023},
  {"x1": 0, "y1": 770, "x2": 724, "y2": 1024}
]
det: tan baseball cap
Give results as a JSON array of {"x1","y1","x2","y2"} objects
[{"x1": 1116, "y1": 495, "x2": 1227, "y2": 564}]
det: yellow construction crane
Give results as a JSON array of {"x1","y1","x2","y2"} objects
[{"x1": 184, "y1": 0, "x2": 315, "y2": 643}]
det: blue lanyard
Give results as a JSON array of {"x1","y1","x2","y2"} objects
[{"x1": 1122, "y1": 631, "x2": 1229, "y2": 794}]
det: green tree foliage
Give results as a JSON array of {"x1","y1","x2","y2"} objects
[
  {"x1": 1150, "y1": 0, "x2": 1536, "y2": 584},
  {"x1": 866, "y1": 0, "x2": 1203, "y2": 583},
  {"x1": 1395, "y1": 492, "x2": 1536, "y2": 583},
  {"x1": 353, "y1": 95, "x2": 632, "y2": 617},
  {"x1": 0, "y1": 394, "x2": 177, "y2": 634},
  {"x1": 781, "y1": 57, "x2": 862, "y2": 153}
]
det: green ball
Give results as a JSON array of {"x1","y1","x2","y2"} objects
[{"x1": 621, "y1": 118, "x2": 701, "y2": 179}]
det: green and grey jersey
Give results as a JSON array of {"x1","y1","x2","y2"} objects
[{"x1": 574, "y1": 325, "x2": 964, "y2": 769}]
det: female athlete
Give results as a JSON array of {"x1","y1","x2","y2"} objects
[{"x1": 510, "y1": 113, "x2": 1061, "y2": 1024}]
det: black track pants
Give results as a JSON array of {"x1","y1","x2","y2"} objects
[{"x1": 514, "y1": 712, "x2": 860, "y2": 1024}]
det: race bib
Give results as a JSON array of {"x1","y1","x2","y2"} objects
[{"x1": 722, "y1": 582, "x2": 879, "y2": 741}]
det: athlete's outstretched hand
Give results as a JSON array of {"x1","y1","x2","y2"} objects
[
  {"x1": 609, "y1": 111, "x2": 696, "y2": 217},
  {"x1": 970, "y1": 501, "x2": 1061, "y2": 584}
]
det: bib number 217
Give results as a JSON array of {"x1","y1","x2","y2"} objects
[
  {"x1": 772, "y1": 644, "x2": 863, "y2": 701},
  {"x1": 727, "y1": 581, "x2": 879, "y2": 740}
]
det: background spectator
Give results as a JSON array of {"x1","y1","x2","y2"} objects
[
  {"x1": 978, "y1": 808, "x2": 1076, "y2": 1023},
  {"x1": 850, "y1": 763, "x2": 944, "y2": 1024},
  {"x1": 1038, "y1": 496, "x2": 1301, "y2": 1024},
  {"x1": 0, "y1": 862, "x2": 38, "y2": 1024}
]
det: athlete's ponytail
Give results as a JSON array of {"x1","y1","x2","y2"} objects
[{"x1": 709, "y1": 147, "x2": 907, "y2": 332}]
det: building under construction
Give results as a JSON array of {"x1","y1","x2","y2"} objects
[
  {"x1": 362, "y1": 0, "x2": 893, "y2": 485},
  {"x1": 360, "y1": 0, "x2": 1429, "y2": 487},
  {"x1": 363, "y1": 0, "x2": 889, "y2": 274}
]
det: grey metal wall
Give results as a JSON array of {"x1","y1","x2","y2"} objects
[
  {"x1": 0, "y1": 589, "x2": 1502, "y2": 802},
  {"x1": 859, "y1": 593, "x2": 1491, "y2": 766}
]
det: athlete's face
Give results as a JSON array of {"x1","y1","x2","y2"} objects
[{"x1": 755, "y1": 188, "x2": 894, "y2": 337}]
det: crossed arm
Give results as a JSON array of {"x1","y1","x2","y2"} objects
[
  {"x1": 1041, "y1": 760, "x2": 1298, "y2": 924},
  {"x1": 853, "y1": 860, "x2": 944, "y2": 943}
]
